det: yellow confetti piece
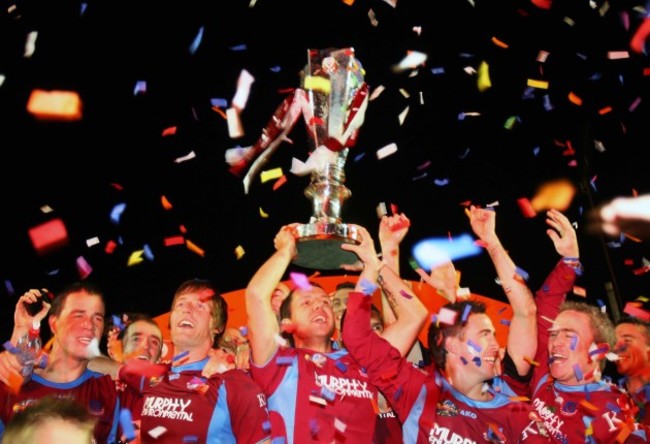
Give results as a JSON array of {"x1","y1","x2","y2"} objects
[
  {"x1": 259, "y1": 207, "x2": 269, "y2": 218},
  {"x1": 527, "y1": 78, "x2": 549, "y2": 89},
  {"x1": 491, "y1": 36, "x2": 509, "y2": 49},
  {"x1": 235, "y1": 245, "x2": 245, "y2": 260},
  {"x1": 568, "y1": 91, "x2": 583, "y2": 106},
  {"x1": 477, "y1": 61, "x2": 492, "y2": 92},
  {"x1": 186, "y1": 239, "x2": 205, "y2": 257},
  {"x1": 260, "y1": 167, "x2": 283, "y2": 183},
  {"x1": 303, "y1": 75, "x2": 331, "y2": 93},
  {"x1": 161, "y1": 195, "x2": 173, "y2": 210},
  {"x1": 127, "y1": 250, "x2": 145, "y2": 266}
]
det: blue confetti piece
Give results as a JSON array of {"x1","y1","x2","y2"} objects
[
  {"x1": 133, "y1": 81, "x2": 147, "y2": 96},
  {"x1": 229, "y1": 43, "x2": 247, "y2": 52},
  {"x1": 276, "y1": 356, "x2": 294, "y2": 365},
  {"x1": 270, "y1": 66, "x2": 282, "y2": 73},
  {"x1": 210, "y1": 98, "x2": 228, "y2": 108},
  {"x1": 514, "y1": 266, "x2": 529, "y2": 281},
  {"x1": 111, "y1": 315, "x2": 125, "y2": 331},
  {"x1": 359, "y1": 278, "x2": 377, "y2": 295},
  {"x1": 188, "y1": 26, "x2": 204, "y2": 55},
  {"x1": 596, "y1": 299, "x2": 605, "y2": 308},
  {"x1": 143, "y1": 244, "x2": 154, "y2": 261},
  {"x1": 353, "y1": 152, "x2": 366, "y2": 162},
  {"x1": 335, "y1": 360, "x2": 348, "y2": 373},
  {"x1": 262, "y1": 420, "x2": 272, "y2": 432},
  {"x1": 183, "y1": 436, "x2": 199, "y2": 443},
  {"x1": 119, "y1": 409, "x2": 136, "y2": 441},
  {"x1": 460, "y1": 356, "x2": 468, "y2": 365},
  {"x1": 4, "y1": 280, "x2": 14, "y2": 296},
  {"x1": 393, "y1": 386, "x2": 403, "y2": 401},
  {"x1": 433, "y1": 178, "x2": 449, "y2": 186},
  {"x1": 472, "y1": 356, "x2": 482, "y2": 367},
  {"x1": 573, "y1": 364, "x2": 583, "y2": 381},
  {"x1": 3, "y1": 341, "x2": 19, "y2": 354},
  {"x1": 499, "y1": 319, "x2": 511, "y2": 326},
  {"x1": 412, "y1": 233, "x2": 481, "y2": 271},
  {"x1": 542, "y1": 284, "x2": 550, "y2": 292},
  {"x1": 533, "y1": 146, "x2": 541, "y2": 156},
  {"x1": 80, "y1": 3, "x2": 88, "y2": 15},
  {"x1": 239, "y1": 326, "x2": 248, "y2": 337},
  {"x1": 320, "y1": 387, "x2": 336, "y2": 401},
  {"x1": 570, "y1": 335, "x2": 578, "y2": 351},
  {"x1": 606, "y1": 402, "x2": 621, "y2": 413},
  {"x1": 309, "y1": 419, "x2": 319, "y2": 435},
  {"x1": 173, "y1": 350, "x2": 190, "y2": 362},
  {"x1": 271, "y1": 438, "x2": 286, "y2": 444},
  {"x1": 467, "y1": 339, "x2": 482, "y2": 353},
  {"x1": 462, "y1": 305, "x2": 472, "y2": 322},
  {"x1": 430, "y1": 67, "x2": 445, "y2": 75},
  {"x1": 543, "y1": 94, "x2": 553, "y2": 111},
  {"x1": 458, "y1": 147, "x2": 470, "y2": 159},
  {"x1": 110, "y1": 202, "x2": 127, "y2": 225}
]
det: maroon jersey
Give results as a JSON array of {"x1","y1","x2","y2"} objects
[
  {"x1": 249, "y1": 345, "x2": 378, "y2": 443},
  {"x1": 119, "y1": 358, "x2": 270, "y2": 443},
  {"x1": 343, "y1": 291, "x2": 552, "y2": 444},
  {"x1": 0, "y1": 369, "x2": 120, "y2": 443},
  {"x1": 531, "y1": 261, "x2": 647, "y2": 443}
]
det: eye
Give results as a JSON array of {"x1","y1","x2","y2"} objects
[{"x1": 549, "y1": 331, "x2": 558, "y2": 339}]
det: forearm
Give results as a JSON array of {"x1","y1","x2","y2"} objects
[{"x1": 378, "y1": 265, "x2": 428, "y2": 355}]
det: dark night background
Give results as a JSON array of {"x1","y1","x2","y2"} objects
[{"x1": 1, "y1": 0, "x2": 648, "y2": 360}]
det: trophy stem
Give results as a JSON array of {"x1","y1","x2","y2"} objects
[{"x1": 304, "y1": 148, "x2": 350, "y2": 224}]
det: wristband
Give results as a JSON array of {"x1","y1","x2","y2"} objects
[{"x1": 562, "y1": 257, "x2": 583, "y2": 276}]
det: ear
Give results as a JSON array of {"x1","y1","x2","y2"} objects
[
  {"x1": 48, "y1": 315, "x2": 57, "y2": 335},
  {"x1": 445, "y1": 335, "x2": 460, "y2": 355}
]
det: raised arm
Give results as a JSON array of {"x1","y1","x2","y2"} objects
[
  {"x1": 245, "y1": 225, "x2": 297, "y2": 365},
  {"x1": 343, "y1": 224, "x2": 428, "y2": 356},
  {"x1": 468, "y1": 205, "x2": 537, "y2": 377}
]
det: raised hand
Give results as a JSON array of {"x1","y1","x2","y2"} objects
[{"x1": 545, "y1": 209, "x2": 579, "y2": 258}]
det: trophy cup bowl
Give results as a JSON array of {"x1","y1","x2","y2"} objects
[{"x1": 291, "y1": 47, "x2": 367, "y2": 270}]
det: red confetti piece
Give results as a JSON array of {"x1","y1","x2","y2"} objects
[
  {"x1": 389, "y1": 219, "x2": 410, "y2": 232},
  {"x1": 28, "y1": 218, "x2": 69, "y2": 255},
  {"x1": 164, "y1": 236, "x2": 185, "y2": 246},
  {"x1": 273, "y1": 175, "x2": 287, "y2": 190},
  {"x1": 516, "y1": 197, "x2": 537, "y2": 218},
  {"x1": 105, "y1": 240, "x2": 118, "y2": 254},
  {"x1": 161, "y1": 126, "x2": 177, "y2": 136},
  {"x1": 623, "y1": 302, "x2": 650, "y2": 321}
]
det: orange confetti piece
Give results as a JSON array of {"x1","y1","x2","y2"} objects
[
  {"x1": 598, "y1": 106, "x2": 612, "y2": 115},
  {"x1": 186, "y1": 239, "x2": 205, "y2": 257},
  {"x1": 6, "y1": 372, "x2": 23, "y2": 395},
  {"x1": 161, "y1": 195, "x2": 173, "y2": 210},
  {"x1": 342, "y1": 0, "x2": 355, "y2": 5},
  {"x1": 509, "y1": 395, "x2": 530, "y2": 402},
  {"x1": 568, "y1": 91, "x2": 583, "y2": 106},
  {"x1": 212, "y1": 106, "x2": 227, "y2": 119},
  {"x1": 370, "y1": 396, "x2": 380, "y2": 414},
  {"x1": 273, "y1": 175, "x2": 287, "y2": 190},
  {"x1": 179, "y1": 225, "x2": 188, "y2": 234},
  {"x1": 616, "y1": 426, "x2": 632, "y2": 444},
  {"x1": 523, "y1": 356, "x2": 540, "y2": 366},
  {"x1": 573, "y1": 286, "x2": 587, "y2": 297},
  {"x1": 26, "y1": 89, "x2": 82, "y2": 121},
  {"x1": 623, "y1": 232, "x2": 643, "y2": 243},
  {"x1": 161, "y1": 126, "x2": 177, "y2": 136},
  {"x1": 43, "y1": 336, "x2": 54, "y2": 352},
  {"x1": 164, "y1": 236, "x2": 185, "y2": 246},
  {"x1": 579, "y1": 400, "x2": 600, "y2": 413},
  {"x1": 491, "y1": 36, "x2": 509, "y2": 49}
]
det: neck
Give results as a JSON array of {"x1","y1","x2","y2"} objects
[
  {"x1": 625, "y1": 374, "x2": 647, "y2": 393},
  {"x1": 443, "y1": 366, "x2": 493, "y2": 401},
  {"x1": 37, "y1": 346, "x2": 88, "y2": 383},
  {"x1": 294, "y1": 337, "x2": 333, "y2": 353},
  {"x1": 172, "y1": 342, "x2": 212, "y2": 365}
]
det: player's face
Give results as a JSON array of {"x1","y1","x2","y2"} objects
[
  {"x1": 170, "y1": 292, "x2": 216, "y2": 352},
  {"x1": 291, "y1": 287, "x2": 335, "y2": 342},
  {"x1": 123, "y1": 320, "x2": 163, "y2": 363},
  {"x1": 548, "y1": 310, "x2": 597, "y2": 384},
  {"x1": 51, "y1": 291, "x2": 105, "y2": 361},
  {"x1": 614, "y1": 323, "x2": 650, "y2": 377},
  {"x1": 331, "y1": 288, "x2": 352, "y2": 332},
  {"x1": 453, "y1": 313, "x2": 502, "y2": 380}
]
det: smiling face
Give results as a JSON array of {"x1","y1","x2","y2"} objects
[
  {"x1": 615, "y1": 322, "x2": 650, "y2": 378},
  {"x1": 548, "y1": 310, "x2": 597, "y2": 384},
  {"x1": 122, "y1": 319, "x2": 163, "y2": 363},
  {"x1": 290, "y1": 286, "x2": 335, "y2": 346},
  {"x1": 49, "y1": 291, "x2": 105, "y2": 361},
  {"x1": 449, "y1": 313, "x2": 501, "y2": 381},
  {"x1": 170, "y1": 292, "x2": 218, "y2": 354}
]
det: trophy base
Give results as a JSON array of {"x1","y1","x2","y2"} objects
[{"x1": 292, "y1": 222, "x2": 360, "y2": 270}]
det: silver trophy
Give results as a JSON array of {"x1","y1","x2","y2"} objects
[{"x1": 291, "y1": 47, "x2": 368, "y2": 270}]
